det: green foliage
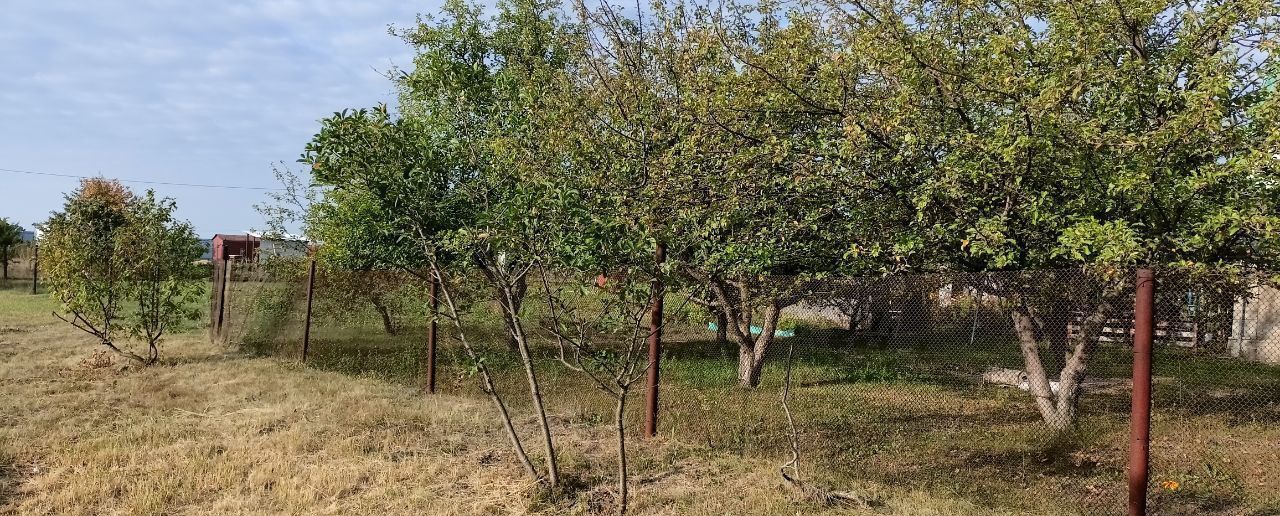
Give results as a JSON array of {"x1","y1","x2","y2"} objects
[
  {"x1": 819, "y1": 0, "x2": 1280, "y2": 272},
  {"x1": 293, "y1": 0, "x2": 1277, "y2": 397},
  {"x1": 39, "y1": 179, "x2": 204, "y2": 364},
  {"x1": 299, "y1": 0, "x2": 1279, "y2": 279},
  {"x1": 840, "y1": 355, "x2": 910, "y2": 384},
  {"x1": 120, "y1": 191, "x2": 206, "y2": 347},
  {"x1": 299, "y1": 0, "x2": 575, "y2": 278}
]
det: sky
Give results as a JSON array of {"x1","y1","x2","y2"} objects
[{"x1": 0, "y1": 0, "x2": 441, "y2": 237}]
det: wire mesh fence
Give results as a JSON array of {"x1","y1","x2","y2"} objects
[
  {"x1": 210, "y1": 259, "x2": 1279, "y2": 515},
  {"x1": 0, "y1": 243, "x2": 38, "y2": 291}
]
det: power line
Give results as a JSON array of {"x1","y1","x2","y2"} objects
[{"x1": 0, "y1": 166, "x2": 284, "y2": 191}]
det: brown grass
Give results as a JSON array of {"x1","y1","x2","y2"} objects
[{"x1": 0, "y1": 291, "x2": 1013, "y2": 515}]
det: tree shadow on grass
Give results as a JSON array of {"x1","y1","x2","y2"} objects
[
  {"x1": 0, "y1": 452, "x2": 20, "y2": 508},
  {"x1": 1155, "y1": 390, "x2": 1280, "y2": 426}
]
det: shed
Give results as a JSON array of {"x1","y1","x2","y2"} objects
[{"x1": 210, "y1": 234, "x2": 259, "y2": 262}]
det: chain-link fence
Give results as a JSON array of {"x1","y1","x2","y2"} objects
[
  {"x1": 0, "y1": 243, "x2": 38, "y2": 291},
  {"x1": 211, "y1": 260, "x2": 1279, "y2": 515}
]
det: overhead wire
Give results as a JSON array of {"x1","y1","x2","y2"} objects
[{"x1": 0, "y1": 166, "x2": 283, "y2": 191}]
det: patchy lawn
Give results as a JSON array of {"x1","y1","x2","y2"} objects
[
  {"x1": 0, "y1": 289, "x2": 1017, "y2": 515},
  {"x1": 231, "y1": 285, "x2": 1280, "y2": 516}
]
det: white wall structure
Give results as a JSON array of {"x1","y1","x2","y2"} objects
[{"x1": 1230, "y1": 284, "x2": 1280, "y2": 365}]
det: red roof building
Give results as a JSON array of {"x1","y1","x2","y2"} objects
[{"x1": 210, "y1": 234, "x2": 259, "y2": 262}]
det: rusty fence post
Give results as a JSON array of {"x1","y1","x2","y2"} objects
[
  {"x1": 644, "y1": 242, "x2": 666, "y2": 438},
  {"x1": 30, "y1": 244, "x2": 38, "y2": 295},
  {"x1": 209, "y1": 260, "x2": 222, "y2": 341},
  {"x1": 301, "y1": 256, "x2": 317, "y2": 362},
  {"x1": 425, "y1": 275, "x2": 439, "y2": 394},
  {"x1": 1129, "y1": 268, "x2": 1156, "y2": 516}
]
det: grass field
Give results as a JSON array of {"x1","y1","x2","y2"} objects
[
  {"x1": 224, "y1": 276, "x2": 1280, "y2": 516},
  {"x1": 1, "y1": 288, "x2": 1031, "y2": 515},
  {"x1": 3, "y1": 285, "x2": 1278, "y2": 515}
]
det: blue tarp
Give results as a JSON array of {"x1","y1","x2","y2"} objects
[{"x1": 707, "y1": 322, "x2": 795, "y2": 338}]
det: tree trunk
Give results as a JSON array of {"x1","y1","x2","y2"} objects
[
  {"x1": 614, "y1": 389, "x2": 629, "y2": 516},
  {"x1": 493, "y1": 267, "x2": 560, "y2": 488},
  {"x1": 370, "y1": 295, "x2": 397, "y2": 335},
  {"x1": 2, "y1": 247, "x2": 8, "y2": 280},
  {"x1": 696, "y1": 273, "x2": 789, "y2": 389},
  {"x1": 430, "y1": 264, "x2": 539, "y2": 480},
  {"x1": 1011, "y1": 308, "x2": 1065, "y2": 429},
  {"x1": 506, "y1": 275, "x2": 527, "y2": 351},
  {"x1": 736, "y1": 304, "x2": 782, "y2": 388},
  {"x1": 737, "y1": 343, "x2": 766, "y2": 388},
  {"x1": 484, "y1": 268, "x2": 527, "y2": 351},
  {"x1": 1011, "y1": 301, "x2": 1110, "y2": 432},
  {"x1": 147, "y1": 341, "x2": 160, "y2": 365}
]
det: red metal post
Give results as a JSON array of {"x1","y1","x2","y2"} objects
[
  {"x1": 644, "y1": 242, "x2": 666, "y2": 438},
  {"x1": 301, "y1": 256, "x2": 317, "y2": 362},
  {"x1": 1129, "y1": 268, "x2": 1156, "y2": 516},
  {"x1": 425, "y1": 276, "x2": 439, "y2": 394}
]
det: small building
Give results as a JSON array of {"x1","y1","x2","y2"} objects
[
  {"x1": 210, "y1": 234, "x2": 259, "y2": 262},
  {"x1": 209, "y1": 233, "x2": 310, "y2": 262}
]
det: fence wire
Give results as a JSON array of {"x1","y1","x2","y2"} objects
[
  {"x1": 211, "y1": 260, "x2": 1279, "y2": 515},
  {"x1": 1, "y1": 244, "x2": 38, "y2": 291}
]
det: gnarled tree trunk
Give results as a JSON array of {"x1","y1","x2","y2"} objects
[
  {"x1": 694, "y1": 271, "x2": 794, "y2": 388},
  {"x1": 1010, "y1": 301, "x2": 1111, "y2": 432},
  {"x1": 734, "y1": 303, "x2": 783, "y2": 388}
]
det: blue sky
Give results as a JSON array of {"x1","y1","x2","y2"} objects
[{"x1": 0, "y1": 0, "x2": 441, "y2": 237}]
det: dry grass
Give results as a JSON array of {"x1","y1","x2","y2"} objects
[{"x1": 0, "y1": 290, "x2": 1010, "y2": 516}]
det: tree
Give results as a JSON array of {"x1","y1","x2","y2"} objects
[
  {"x1": 254, "y1": 163, "x2": 318, "y2": 242},
  {"x1": 39, "y1": 179, "x2": 203, "y2": 365},
  {"x1": 814, "y1": 0, "x2": 1280, "y2": 429},
  {"x1": 0, "y1": 218, "x2": 23, "y2": 281},
  {"x1": 550, "y1": 0, "x2": 906, "y2": 388},
  {"x1": 300, "y1": 0, "x2": 574, "y2": 487},
  {"x1": 538, "y1": 268, "x2": 677, "y2": 515},
  {"x1": 119, "y1": 192, "x2": 206, "y2": 363}
]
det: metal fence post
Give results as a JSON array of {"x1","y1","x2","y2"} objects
[
  {"x1": 215, "y1": 259, "x2": 231, "y2": 342},
  {"x1": 30, "y1": 244, "x2": 38, "y2": 295},
  {"x1": 1129, "y1": 268, "x2": 1156, "y2": 516},
  {"x1": 210, "y1": 261, "x2": 221, "y2": 341},
  {"x1": 301, "y1": 256, "x2": 317, "y2": 362},
  {"x1": 425, "y1": 275, "x2": 439, "y2": 394},
  {"x1": 644, "y1": 242, "x2": 666, "y2": 438}
]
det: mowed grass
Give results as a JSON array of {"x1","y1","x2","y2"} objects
[
  {"x1": 0, "y1": 289, "x2": 1030, "y2": 515},
  {"x1": 230, "y1": 288, "x2": 1280, "y2": 516}
]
